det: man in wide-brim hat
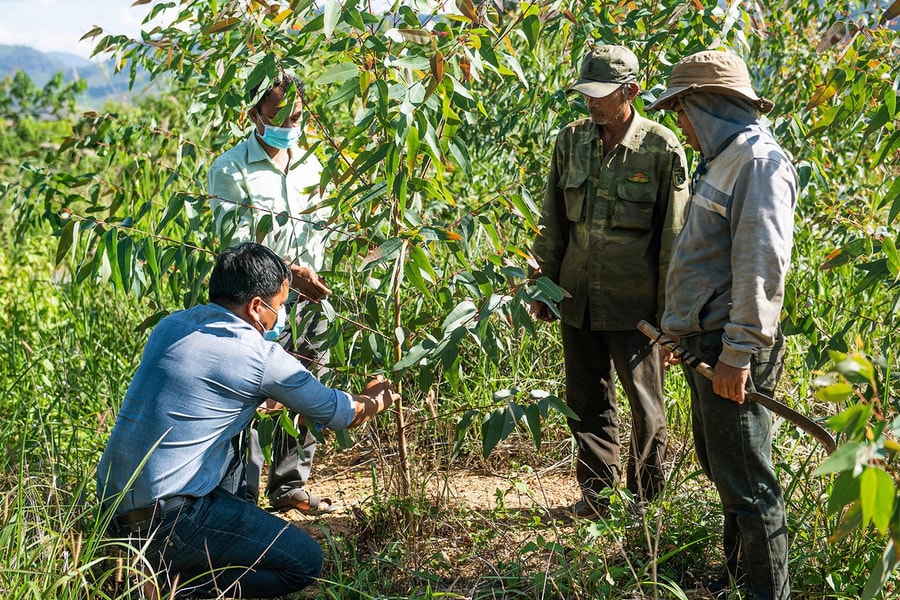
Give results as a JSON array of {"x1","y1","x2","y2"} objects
[{"x1": 649, "y1": 50, "x2": 797, "y2": 600}]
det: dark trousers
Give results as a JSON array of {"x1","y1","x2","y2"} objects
[
  {"x1": 250, "y1": 300, "x2": 329, "y2": 505},
  {"x1": 122, "y1": 488, "x2": 322, "y2": 598},
  {"x1": 560, "y1": 323, "x2": 667, "y2": 503},
  {"x1": 681, "y1": 329, "x2": 790, "y2": 600}
]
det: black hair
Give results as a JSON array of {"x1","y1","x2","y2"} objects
[
  {"x1": 209, "y1": 243, "x2": 290, "y2": 306},
  {"x1": 251, "y1": 72, "x2": 305, "y2": 111}
]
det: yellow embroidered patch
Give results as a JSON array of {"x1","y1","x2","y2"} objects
[{"x1": 627, "y1": 172, "x2": 651, "y2": 183}]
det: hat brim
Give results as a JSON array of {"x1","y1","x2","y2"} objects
[
  {"x1": 647, "y1": 84, "x2": 772, "y2": 113},
  {"x1": 567, "y1": 80, "x2": 624, "y2": 98}
]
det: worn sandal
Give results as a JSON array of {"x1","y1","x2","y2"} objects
[{"x1": 270, "y1": 490, "x2": 339, "y2": 515}]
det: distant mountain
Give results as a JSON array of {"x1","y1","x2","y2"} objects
[{"x1": 0, "y1": 44, "x2": 157, "y2": 109}]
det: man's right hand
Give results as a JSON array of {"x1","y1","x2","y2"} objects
[
  {"x1": 530, "y1": 300, "x2": 558, "y2": 322},
  {"x1": 290, "y1": 264, "x2": 332, "y2": 302},
  {"x1": 660, "y1": 333, "x2": 681, "y2": 370},
  {"x1": 350, "y1": 375, "x2": 399, "y2": 427}
]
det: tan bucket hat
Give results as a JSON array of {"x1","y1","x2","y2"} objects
[
  {"x1": 568, "y1": 45, "x2": 639, "y2": 98},
  {"x1": 648, "y1": 50, "x2": 774, "y2": 113}
]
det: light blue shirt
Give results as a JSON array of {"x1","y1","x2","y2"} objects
[{"x1": 97, "y1": 303, "x2": 355, "y2": 512}]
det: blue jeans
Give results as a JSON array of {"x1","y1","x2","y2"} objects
[
  {"x1": 681, "y1": 330, "x2": 789, "y2": 600},
  {"x1": 136, "y1": 488, "x2": 323, "y2": 598}
]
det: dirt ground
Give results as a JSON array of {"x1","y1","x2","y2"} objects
[
  {"x1": 263, "y1": 441, "x2": 720, "y2": 599},
  {"x1": 272, "y1": 443, "x2": 582, "y2": 531}
]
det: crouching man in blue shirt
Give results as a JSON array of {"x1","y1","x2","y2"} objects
[{"x1": 97, "y1": 242, "x2": 398, "y2": 599}]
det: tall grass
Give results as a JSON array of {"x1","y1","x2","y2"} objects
[{"x1": 0, "y1": 199, "x2": 889, "y2": 600}]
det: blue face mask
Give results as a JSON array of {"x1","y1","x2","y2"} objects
[
  {"x1": 259, "y1": 302, "x2": 287, "y2": 342},
  {"x1": 255, "y1": 114, "x2": 302, "y2": 150}
]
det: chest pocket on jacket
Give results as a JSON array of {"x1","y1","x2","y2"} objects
[
  {"x1": 612, "y1": 179, "x2": 656, "y2": 231},
  {"x1": 559, "y1": 169, "x2": 589, "y2": 223}
]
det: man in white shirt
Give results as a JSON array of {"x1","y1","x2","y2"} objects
[{"x1": 208, "y1": 74, "x2": 335, "y2": 514}]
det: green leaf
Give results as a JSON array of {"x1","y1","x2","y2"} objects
[
  {"x1": 521, "y1": 14, "x2": 540, "y2": 50},
  {"x1": 256, "y1": 415, "x2": 275, "y2": 463},
  {"x1": 861, "y1": 538, "x2": 898, "y2": 600},
  {"x1": 827, "y1": 403, "x2": 871, "y2": 439},
  {"x1": 279, "y1": 409, "x2": 301, "y2": 438},
  {"x1": 157, "y1": 194, "x2": 187, "y2": 233},
  {"x1": 408, "y1": 244, "x2": 436, "y2": 281},
  {"x1": 831, "y1": 501, "x2": 863, "y2": 543},
  {"x1": 448, "y1": 136, "x2": 471, "y2": 174},
  {"x1": 315, "y1": 63, "x2": 358, "y2": 86},
  {"x1": 320, "y1": 298, "x2": 335, "y2": 322},
  {"x1": 392, "y1": 339, "x2": 432, "y2": 371},
  {"x1": 814, "y1": 382, "x2": 854, "y2": 403},
  {"x1": 255, "y1": 213, "x2": 274, "y2": 242},
  {"x1": 323, "y1": 0, "x2": 340, "y2": 38},
  {"x1": 882, "y1": 177, "x2": 900, "y2": 225},
  {"x1": 814, "y1": 441, "x2": 868, "y2": 477},
  {"x1": 503, "y1": 51, "x2": 528, "y2": 88},
  {"x1": 538, "y1": 395, "x2": 579, "y2": 421},
  {"x1": 834, "y1": 354, "x2": 875, "y2": 383},
  {"x1": 135, "y1": 310, "x2": 169, "y2": 335},
  {"x1": 493, "y1": 388, "x2": 518, "y2": 400},
  {"x1": 403, "y1": 256, "x2": 430, "y2": 296},
  {"x1": 451, "y1": 410, "x2": 478, "y2": 459},
  {"x1": 827, "y1": 470, "x2": 860, "y2": 514},
  {"x1": 860, "y1": 467, "x2": 896, "y2": 534},
  {"x1": 55, "y1": 220, "x2": 78, "y2": 266},
  {"x1": 481, "y1": 406, "x2": 515, "y2": 458},
  {"x1": 528, "y1": 277, "x2": 565, "y2": 313},
  {"x1": 325, "y1": 76, "x2": 360, "y2": 106},
  {"x1": 441, "y1": 300, "x2": 477, "y2": 332},
  {"x1": 874, "y1": 130, "x2": 900, "y2": 167},
  {"x1": 882, "y1": 237, "x2": 900, "y2": 277}
]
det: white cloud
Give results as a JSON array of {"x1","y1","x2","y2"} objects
[{"x1": 0, "y1": 0, "x2": 158, "y2": 59}]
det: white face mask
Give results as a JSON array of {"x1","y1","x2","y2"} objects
[{"x1": 259, "y1": 301, "x2": 287, "y2": 341}]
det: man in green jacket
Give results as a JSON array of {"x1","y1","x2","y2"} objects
[{"x1": 532, "y1": 45, "x2": 689, "y2": 517}]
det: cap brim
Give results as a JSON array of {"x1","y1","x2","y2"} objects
[
  {"x1": 647, "y1": 84, "x2": 769, "y2": 112},
  {"x1": 567, "y1": 80, "x2": 623, "y2": 98}
]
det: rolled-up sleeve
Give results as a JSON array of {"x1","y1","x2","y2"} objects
[
  {"x1": 260, "y1": 346, "x2": 356, "y2": 430},
  {"x1": 208, "y1": 162, "x2": 254, "y2": 246}
]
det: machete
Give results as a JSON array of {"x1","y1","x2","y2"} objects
[{"x1": 637, "y1": 320, "x2": 836, "y2": 454}]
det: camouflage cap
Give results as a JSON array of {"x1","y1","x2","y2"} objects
[
  {"x1": 568, "y1": 45, "x2": 639, "y2": 98},
  {"x1": 648, "y1": 50, "x2": 774, "y2": 113}
]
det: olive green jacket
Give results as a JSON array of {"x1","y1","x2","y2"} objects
[{"x1": 533, "y1": 114, "x2": 689, "y2": 330}]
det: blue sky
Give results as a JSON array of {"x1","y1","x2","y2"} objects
[{"x1": 0, "y1": 0, "x2": 161, "y2": 59}]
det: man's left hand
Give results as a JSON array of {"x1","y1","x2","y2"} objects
[{"x1": 712, "y1": 362, "x2": 750, "y2": 404}]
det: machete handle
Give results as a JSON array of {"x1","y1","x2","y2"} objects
[
  {"x1": 637, "y1": 320, "x2": 837, "y2": 454},
  {"x1": 636, "y1": 320, "x2": 715, "y2": 380}
]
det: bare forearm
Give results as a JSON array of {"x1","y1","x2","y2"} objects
[{"x1": 348, "y1": 378, "x2": 397, "y2": 427}]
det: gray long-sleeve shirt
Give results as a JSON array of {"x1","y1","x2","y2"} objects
[{"x1": 662, "y1": 121, "x2": 797, "y2": 369}]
